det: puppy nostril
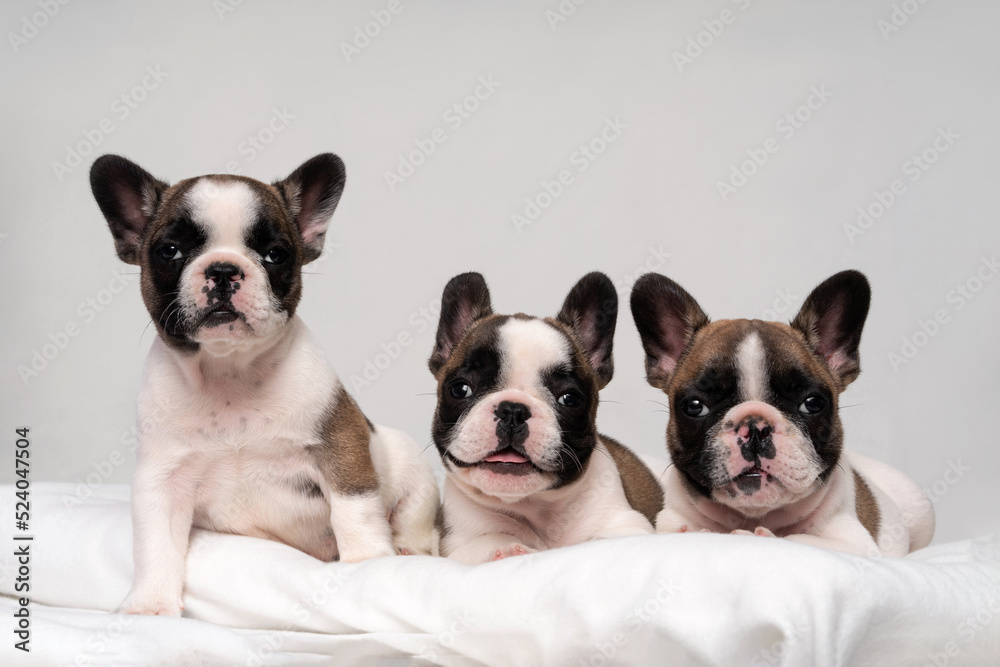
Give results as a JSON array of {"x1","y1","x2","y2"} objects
[
  {"x1": 205, "y1": 262, "x2": 242, "y2": 284},
  {"x1": 495, "y1": 401, "x2": 531, "y2": 425}
]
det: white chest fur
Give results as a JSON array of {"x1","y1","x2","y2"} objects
[{"x1": 135, "y1": 318, "x2": 340, "y2": 559}]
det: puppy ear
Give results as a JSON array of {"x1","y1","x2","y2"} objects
[
  {"x1": 89, "y1": 155, "x2": 169, "y2": 265},
  {"x1": 273, "y1": 153, "x2": 346, "y2": 264},
  {"x1": 630, "y1": 274, "x2": 709, "y2": 390},
  {"x1": 429, "y1": 273, "x2": 493, "y2": 375},
  {"x1": 556, "y1": 272, "x2": 618, "y2": 388},
  {"x1": 791, "y1": 270, "x2": 871, "y2": 387}
]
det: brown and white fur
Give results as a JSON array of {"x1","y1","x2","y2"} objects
[
  {"x1": 631, "y1": 270, "x2": 934, "y2": 556},
  {"x1": 429, "y1": 272, "x2": 664, "y2": 564},
  {"x1": 90, "y1": 153, "x2": 438, "y2": 616}
]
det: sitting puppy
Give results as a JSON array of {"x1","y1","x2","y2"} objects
[
  {"x1": 630, "y1": 270, "x2": 934, "y2": 556},
  {"x1": 428, "y1": 272, "x2": 664, "y2": 564},
  {"x1": 90, "y1": 153, "x2": 439, "y2": 615}
]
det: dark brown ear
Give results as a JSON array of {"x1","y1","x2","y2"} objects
[
  {"x1": 791, "y1": 270, "x2": 871, "y2": 387},
  {"x1": 429, "y1": 273, "x2": 493, "y2": 375},
  {"x1": 630, "y1": 274, "x2": 709, "y2": 390},
  {"x1": 90, "y1": 155, "x2": 169, "y2": 265},
  {"x1": 273, "y1": 154, "x2": 346, "y2": 264},
  {"x1": 556, "y1": 272, "x2": 617, "y2": 389}
]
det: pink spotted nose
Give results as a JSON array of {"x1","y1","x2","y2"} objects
[{"x1": 734, "y1": 416, "x2": 776, "y2": 462}]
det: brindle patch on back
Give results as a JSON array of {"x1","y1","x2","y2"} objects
[
  {"x1": 853, "y1": 469, "x2": 881, "y2": 542},
  {"x1": 309, "y1": 386, "x2": 379, "y2": 495},
  {"x1": 602, "y1": 435, "x2": 664, "y2": 524}
]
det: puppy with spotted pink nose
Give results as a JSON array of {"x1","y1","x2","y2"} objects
[
  {"x1": 631, "y1": 271, "x2": 934, "y2": 556},
  {"x1": 429, "y1": 272, "x2": 664, "y2": 564},
  {"x1": 90, "y1": 154, "x2": 438, "y2": 616}
]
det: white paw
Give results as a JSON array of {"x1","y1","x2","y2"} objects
[
  {"x1": 489, "y1": 544, "x2": 535, "y2": 561},
  {"x1": 117, "y1": 591, "x2": 184, "y2": 617},
  {"x1": 337, "y1": 544, "x2": 395, "y2": 563},
  {"x1": 731, "y1": 526, "x2": 775, "y2": 538},
  {"x1": 678, "y1": 525, "x2": 713, "y2": 534}
]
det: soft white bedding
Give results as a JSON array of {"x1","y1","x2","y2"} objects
[{"x1": 2, "y1": 483, "x2": 998, "y2": 666}]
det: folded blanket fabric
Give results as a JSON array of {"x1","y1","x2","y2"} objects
[{"x1": 1, "y1": 483, "x2": 998, "y2": 666}]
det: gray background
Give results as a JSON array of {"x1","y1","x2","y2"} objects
[{"x1": 1, "y1": 0, "x2": 996, "y2": 544}]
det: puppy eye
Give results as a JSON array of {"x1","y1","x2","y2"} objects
[
  {"x1": 557, "y1": 391, "x2": 583, "y2": 408},
  {"x1": 449, "y1": 382, "x2": 473, "y2": 399},
  {"x1": 680, "y1": 397, "x2": 709, "y2": 418},
  {"x1": 799, "y1": 395, "x2": 827, "y2": 414},
  {"x1": 264, "y1": 247, "x2": 289, "y2": 265},
  {"x1": 156, "y1": 244, "x2": 183, "y2": 261}
]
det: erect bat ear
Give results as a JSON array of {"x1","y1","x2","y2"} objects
[
  {"x1": 273, "y1": 153, "x2": 346, "y2": 264},
  {"x1": 90, "y1": 155, "x2": 169, "y2": 265},
  {"x1": 630, "y1": 273, "x2": 709, "y2": 390},
  {"x1": 429, "y1": 273, "x2": 493, "y2": 376},
  {"x1": 791, "y1": 270, "x2": 871, "y2": 387},
  {"x1": 556, "y1": 272, "x2": 618, "y2": 389}
]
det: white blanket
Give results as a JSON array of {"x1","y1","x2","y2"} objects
[{"x1": 2, "y1": 483, "x2": 998, "y2": 666}]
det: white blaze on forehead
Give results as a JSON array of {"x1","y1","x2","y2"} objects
[
  {"x1": 499, "y1": 319, "x2": 572, "y2": 393},
  {"x1": 736, "y1": 331, "x2": 769, "y2": 402},
  {"x1": 186, "y1": 179, "x2": 258, "y2": 248}
]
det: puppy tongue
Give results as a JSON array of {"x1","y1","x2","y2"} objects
[{"x1": 484, "y1": 451, "x2": 529, "y2": 464}]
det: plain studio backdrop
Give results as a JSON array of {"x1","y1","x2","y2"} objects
[{"x1": 1, "y1": 0, "x2": 997, "y2": 545}]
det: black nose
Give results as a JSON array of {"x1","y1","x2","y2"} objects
[
  {"x1": 739, "y1": 420, "x2": 776, "y2": 462},
  {"x1": 205, "y1": 262, "x2": 243, "y2": 300},
  {"x1": 495, "y1": 401, "x2": 531, "y2": 425},
  {"x1": 495, "y1": 401, "x2": 531, "y2": 447},
  {"x1": 206, "y1": 262, "x2": 242, "y2": 284}
]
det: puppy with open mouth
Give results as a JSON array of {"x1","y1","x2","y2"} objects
[
  {"x1": 90, "y1": 153, "x2": 439, "y2": 615},
  {"x1": 429, "y1": 272, "x2": 664, "y2": 564},
  {"x1": 631, "y1": 270, "x2": 935, "y2": 555}
]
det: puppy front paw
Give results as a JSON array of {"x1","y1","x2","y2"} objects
[
  {"x1": 337, "y1": 543, "x2": 396, "y2": 563},
  {"x1": 731, "y1": 527, "x2": 775, "y2": 538},
  {"x1": 489, "y1": 544, "x2": 535, "y2": 561},
  {"x1": 117, "y1": 591, "x2": 184, "y2": 616},
  {"x1": 678, "y1": 525, "x2": 713, "y2": 534}
]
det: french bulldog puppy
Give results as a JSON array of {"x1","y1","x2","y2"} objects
[
  {"x1": 631, "y1": 270, "x2": 934, "y2": 556},
  {"x1": 428, "y1": 272, "x2": 664, "y2": 564},
  {"x1": 90, "y1": 153, "x2": 438, "y2": 615}
]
